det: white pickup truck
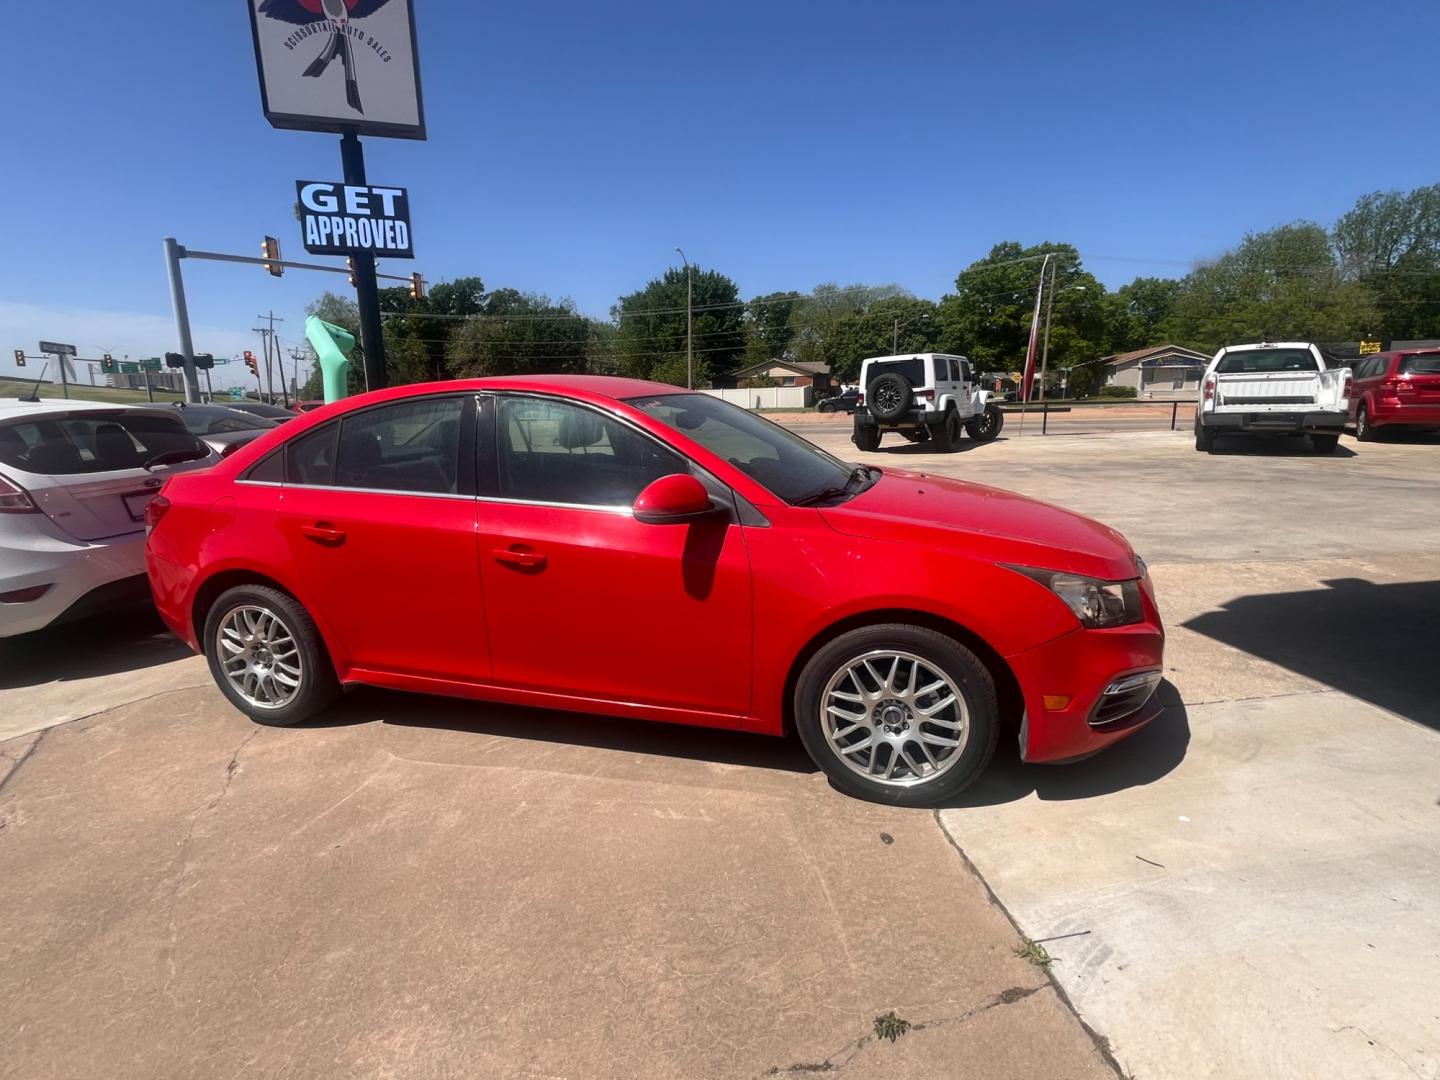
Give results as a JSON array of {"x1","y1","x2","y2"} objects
[{"x1": 1194, "y1": 342, "x2": 1351, "y2": 454}]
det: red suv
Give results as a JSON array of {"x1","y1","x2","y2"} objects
[
  {"x1": 146, "y1": 376, "x2": 1164, "y2": 805},
  {"x1": 1349, "y1": 347, "x2": 1440, "y2": 440}
]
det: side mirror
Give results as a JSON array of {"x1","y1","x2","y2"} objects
[{"x1": 633, "y1": 473, "x2": 717, "y2": 525}]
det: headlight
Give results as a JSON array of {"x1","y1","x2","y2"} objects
[{"x1": 1005, "y1": 565, "x2": 1144, "y2": 629}]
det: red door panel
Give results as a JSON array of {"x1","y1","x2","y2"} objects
[
  {"x1": 279, "y1": 487, "x2": 489, "y2": 681},
  {"x1": 476, "y1": 502, "x2": 752, "y2": 715}
]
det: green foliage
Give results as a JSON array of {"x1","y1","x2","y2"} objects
[
  {"x1": 820, "y1": 296, "x2": 940, "y2": 382},
  {"x1": 789, "y1": 283, "x2": 908, "y2": 366},
  {"x1": 613, "y1": 265, "x2": 744, "y2": 385},
  {"x1": 446, "y1": 290, "x2": 589, "y2": 377},
  {"x1": 873, "y1": 1012, "x2": 911, "y2": 1043},
  {"x1": 1105, "y1": 277, "x2": 1181, "y2": 353},
  {"x1": 1096, "y1": 384, "x2": 1137, "y2": 398},
  {"x1": 744, "y1": 292, "x2": 800, "y2": 366},
  {"x1": 1333, "y1": 183, "x2": 1440, "y2": 340},
  {"x1": 379, "y1": 275, "x2": 485, "y2": 385}
]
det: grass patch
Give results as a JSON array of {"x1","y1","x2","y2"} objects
[
  {"x1": 1014, "y1": 939, "x2": 1053, "y2": 971},
  {"x1": 872, "y1": 1011, "x2": 911, "y2": 1043},
  {"x1": 0, "y1": 377, "x2": 187, "y2": 405}
]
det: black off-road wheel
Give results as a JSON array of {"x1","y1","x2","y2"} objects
[
  {"x1": 852, "y1": 421, "x2": 881, "y2": 452},
  {"x1": 867, "y1": 373, "x2": 913, "y2": 423},
  {"x1": 965, "y1": 404, "x2": 1004, "y2": 442},
  {"x1": 794, "y1": 624, "x2": 999, "y2": 807},
  {"x1": 1310, "y1": 433, "x2": 1340, "y2": 454},
  {"x1": 1194, "y1": 420, "x2": 1215, "y2": 452},
  {"x1": 930, "y1": 407, "x2": 963, "y2": 452}
]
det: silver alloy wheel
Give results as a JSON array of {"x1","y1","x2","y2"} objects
[
  {"x1": 820, "y1": 649, "x2": 970, "y2": 787},
  {"x1": 215, "y1": 604, "x2": 304, "y2": 710}
]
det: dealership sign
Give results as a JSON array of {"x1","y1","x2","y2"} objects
[
  {"x1": 297, "y1": 180, "x2": 413, "y2": 257},
  {"x1": 248, "y1": 0, "x2": 426, "y2": 140}
]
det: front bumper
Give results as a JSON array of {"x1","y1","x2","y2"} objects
[
  {"x1": 0, "y1": 522, "x2": 148, "y2": 638},
  {"x1": 1200, "y1": 410, "x2": 1345, "y2": 433},
  {"x1": 1005, "y1": 611, "x2": 1166, "y2": 764}
]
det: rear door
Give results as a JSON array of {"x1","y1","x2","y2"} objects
[
  {"x1": 276, "y1": 394, "x2": 491, "y2": 681},
  {"x1": 0, "y1": 410, "x2": 211, "y2": 540}
]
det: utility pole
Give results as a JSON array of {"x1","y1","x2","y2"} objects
[
  {"x1": 290, "y1": 346, "x2": 307, "y2": 402},
  {"x1": 676, "y1": 247, "x2": 693, "y2": 389},
  {"x1": 163, "y1": 237, "x2": 202, "y2": 403},
  {"x1": 1039, "y1": 257, "x2": 1058, "y2": 402},
  {"x1": 257, "y1": 312, "x2": 287, "y2": 406}
]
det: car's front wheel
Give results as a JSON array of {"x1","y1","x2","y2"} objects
[
  {"x1": 794, "y1": 624, "x2": 998, "y2": 806},
  {"x1": 203, "y1": 585, "x2": 339, "y2": 727},
  {"x1": 965, "y1": 404, "x2": 1004, "y2": 442}
]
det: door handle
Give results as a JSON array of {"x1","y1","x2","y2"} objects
[
  {"x1": 301, "y1": 522, "x2": 347, "y2": 546},
  {"x1": 492, "y1": 546, "x2": 546, "y2": 571}
]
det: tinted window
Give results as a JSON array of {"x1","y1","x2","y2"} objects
[
  {"x1": 286, "y1": 423, "x2": 337, "y2": 486},
  {"x1": 1215, "y1": 349, "x2": 1319, "y2": 374},
  {"x1": 0, "y1": 413, "x2": 203, "y2": 475},
  {"x1": 243, "y1": 449, "x2": 284, "y2": 483},
  {"x1": 335, "y1": 397, "x2": 464, "y2": 495},
  {"x1": 1399, "y1": 353, "x2": 1440, "y2": 375},
  {"x1": 628, "y1": 392, "x2": 852, "y2": 504},
  {"x1": 866, "y1": 358, "x2": 924, "y2": 386},
  {"x1": 497, "y1": 396, "x2": 683, "y2": 507},
  {"x1": 960, "y1": 360, "x2": 972, "y2": 382}
]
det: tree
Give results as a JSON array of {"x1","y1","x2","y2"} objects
[
  {"x1": 819, "y1": 296, "x2": 940, "y2": 382},
  {"x1": 743, "y1": 291, "x2": 800, "y2": 365},
  {"x1": 1164, "y1": 223, "x2": 1375, "y2": 347},
  {"x1": 1104, "y1": 277, "x2": 1182, "y2": 354},
  {"x1": 936, "y1": 242, "x2": 1109, "y2": 379},
  {"x1": 612, "y1": 266, "x2": 745, "y2": 386},
  {"x1": 446, "y1": 290, "x2": 590, "y2": 377},
  {"x1": 378, "y1": 275, "x2": 486, "y2": 384},
  {"x1": 789, "y1": 283, "x2": 908, "y2": 365},
  {"x1": 1333, "y1": 184, "x2": 1440, "y2": 340}
]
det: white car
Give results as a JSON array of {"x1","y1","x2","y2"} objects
[
  {"x1": 1194, "y1": 342, "x2": 1351, "y2": 454},
  {"x1": 0, "y1": 399, "x2": 216, "y2": 637},
  {"x1": 852, "y1": 353, "x2": 1005, "y2": 452}
]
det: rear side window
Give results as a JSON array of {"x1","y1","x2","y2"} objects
[
  {"x1": 0, "y1": 413, "x2": 200, "y2": 475},
  {"x1": 335, "y1": 397, "x2": 464, "y2": 495},
  {"x1": 1399, "y1": 353, "x2": 1440, "y2": 375},
  {"x1": 286, "y1": 424, "x2": 338, "y2": 486},
  {"x1": 1215, "y1": 349, "x2": 1319, "y2": 374}
]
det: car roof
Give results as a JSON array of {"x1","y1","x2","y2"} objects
[
  {"x1": 0, "y1": 397, "x2": 176, "y2": 420},
  {"x1": 862, "y1": 353, "x2": 966, "y2": 363},
  {"x1": 1216, "y1": 342, "x2": 1317, "y2": 353},
  {"x1": 298, "y1": 374, "x2": 690, "y2": 411}
]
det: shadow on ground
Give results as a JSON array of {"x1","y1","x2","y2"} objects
[
  {"x1": 1184, "y1": 577, "x2": 1437, "y2": 731},
  {"x1": 1205, "y1": 434, "x2": 1358, "y2": 457},
  {"x1": 940, "y1": 681, "x2": 1190, "y2": 808},
  {"x1": 874, "y1": 435, "x2": 1006, "y2": 455},
  {"x1": 0, "y1": 606, "x2": 191, "y2": 690},
  {"x1": 312, "y1": 685, "x2": 820, "y2": 775}
]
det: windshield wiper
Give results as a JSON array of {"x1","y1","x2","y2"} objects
[{"x1": 795, "y1": 466, "x2": 876, "y2": 507}]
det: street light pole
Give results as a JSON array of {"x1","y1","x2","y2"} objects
[
  {"x1": 893, "y1": 313, "x2": 930, "y2": 353},
  {"x1": 1040, "y1": 272, "x2": 1085, "y2": 402},
  {"x1": 676, "y1": 247, "x2": 693, "y2": 389}
]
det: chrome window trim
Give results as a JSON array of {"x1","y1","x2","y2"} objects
[{"x1": 234, "y1": 478, "x2": 636, "y2": 515}]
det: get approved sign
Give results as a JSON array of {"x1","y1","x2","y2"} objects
[{"x1": 297, "y1": 180, "x2": 414, "y2": 258}]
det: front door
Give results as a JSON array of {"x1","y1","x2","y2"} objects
[
  {"x1": 277, "y1": 395, "x2": 491, "y2": 681},
  {"x1": 475, "y1": 393, "x2": 753, "y2": 716}
]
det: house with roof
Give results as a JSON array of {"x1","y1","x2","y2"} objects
[
  {"x1": 1102, "y1": 345, "x2": 1212, "y2": 399},
  {"x1": 725, "y1": 358, "x2": 835, "y2": 395}
]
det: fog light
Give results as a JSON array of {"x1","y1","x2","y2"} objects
[
  {"x1": 0, "y1": 584, "x2": 53, "y2": 604},
  {"x1": 1042, "y1": 695, "x2": 1072, "y2": 711}
]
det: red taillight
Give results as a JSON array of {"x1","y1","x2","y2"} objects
[
  {"x1": 1203, "y1": 375, "x2": 1216, "y2": 402},
  {"x1": 0, "y1": 473, "x2": 38, "y2": 513},
  {"x1": 145, "y1": 494, "x2": 172, "y2": 530}
]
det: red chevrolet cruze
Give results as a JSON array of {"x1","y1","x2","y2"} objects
[{"x1": 146, "y1": 376, "x2": 1164, "y2": 805}]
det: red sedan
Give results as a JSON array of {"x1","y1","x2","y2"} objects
[{"x1": 145, "y1": 376, "x2": 1164, "y2": 805}]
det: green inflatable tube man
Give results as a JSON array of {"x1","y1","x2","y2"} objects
[{"x1": 305, "y1": 316, "x2": 356, "y2": 404}]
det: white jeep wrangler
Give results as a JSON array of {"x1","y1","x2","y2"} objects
[{"x1": 852, "y1": 353, "x2": 1004, "y2": 452}]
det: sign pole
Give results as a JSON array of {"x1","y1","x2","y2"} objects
[
  {"x1": 163, "y1": 237, "x2": 203, "y2": 403},
  {"x1": 340, "y1": 132, "x2": 388, "y2": 391},
  {"x1": 58, "y1": 351, "x2": 69, "y2": 399}
]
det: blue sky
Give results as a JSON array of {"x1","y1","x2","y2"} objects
[{"x1": 3, "y1": 0, "x2": 1438, "y2": 387}]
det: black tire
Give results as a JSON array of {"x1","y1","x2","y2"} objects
[
  {"x1": 1310, "y1": 433, "x2": 1340, "y2": 454},
  {"x1": 930, "y1": 407, "x2": 963, "y2": 452},
  {"x1": 794, "y1": 624, "x2": 999, "y2": 807},
  {"x1": 852, "y1": 421, "x2": 881, "y2": 452},
  {"x1": 818, "y1": 400, "x2": 835, "y2": 413},
  {"x1": 1194, "y1": 420, "x2": 1215, "y2": 452},
  {"x1": 1355, "y1": 403, "x2": 1378, "y2": 442},
  {"x1": 202, "y1": 584, "x2": 340, "y2": 727},
  {"x1": 965, "y1": 404, "x2": 1004, "y2": 442},
  {"x1": 867, "y1": 373, "x2": 913, "y2": 423}
]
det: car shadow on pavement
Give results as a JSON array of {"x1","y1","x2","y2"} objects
[
  {"x1": 876, "y1": 435, "x2": 1007, "y2": 455},
  {"x1": 939, "y1": 681, "x2": 1191, "y2": 808},
  {"x1": 1183, "y1": 577, "x2": 1438, "y2": 732},
  {"x1": 1204, "y1": 435, "x2": 1358, "y2": 457},
  {"x1": 0, "y1": 607, "x2": 193, "y2": 689},
  {"x1": 312, "y1": 686, "x2": 821, "y2": 774}
]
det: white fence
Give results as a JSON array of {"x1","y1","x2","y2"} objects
[{"x1": 700, "y1": 386, "x2": 809, "y2": 410}]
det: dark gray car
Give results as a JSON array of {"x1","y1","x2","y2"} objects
[{"x1": 168, "y1": 404, "x2": 279, "y2": 458}]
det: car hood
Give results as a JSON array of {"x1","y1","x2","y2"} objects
[{"x1": 819, "y1": 468, "x2": 1141, "y2": 581}]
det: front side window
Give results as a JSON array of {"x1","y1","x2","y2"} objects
[
  {"x1": 496, "y1": 396, "x2": 683, "y2": 507},
  {"x1": 335, "y1": 397, "x2": 464, "y2": 495},
  {"x1": 628, "y1": 392, "x2": 855, "y2": 505}
]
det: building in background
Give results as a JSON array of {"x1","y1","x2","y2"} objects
[
  {"x1": 723, "y1": 358, "x2": 834, "y2": 395},
  {"x1": 1102, "y1": 345, "x2": 1211, "y2": 399}
]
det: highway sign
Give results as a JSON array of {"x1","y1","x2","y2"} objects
[{"x1": 39, "y1": 341, "x2": 76, "y2": 355}]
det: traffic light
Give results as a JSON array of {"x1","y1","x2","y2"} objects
[
  {"x1": 346, "y1": 256, "x2": 357, "y2": 287},
  {"x1": 244, "y1": 351, "x2": 259, "y2": 378},
  {"x1": 13, "y1": 349, "x2": 25, "y2": 369},
  {"x1": 409, "y1": 272, "x2": 425, "y2": 301},
  {"x1": 101, "y1": 353, "x2": 118, "y2": 374},
  {"x1": 261, "y1": 236, "x2": 283, "y2": 278},
  {"x1": 164, "y1": 352, "x2": 185, "y2": 369},
  {"x1": 193, "y1": 353, "x2": 215, "y2": 370}
]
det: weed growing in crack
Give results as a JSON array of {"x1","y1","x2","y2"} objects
[
  {"x1": 873, "y1": 1011, "x2": 911, "y2": 1043},
  {"x1": 1014, "y1": 939, "x2": 1053, "y2": 971}
]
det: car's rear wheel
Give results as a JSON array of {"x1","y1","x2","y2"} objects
[
  {"x1": 1310, "y1": 433, "x2": 1340, "y2": 454},
  {"x1": 1355, "y1": 403, "x2": 1378, "y2": 442},
  {"x1": 203, "y1": 585, "x2": 339, "y2": 727},
  {"x1": 794, "y1": 624, "x2": 998, "y2": 806},
  {"x1": 965, "y1": 404, "x2": 1004, "y2": 442},
  {"x1": 852, "y1": 422, "x2": 881, "y2": 452},
  {"x1": 1194, "y1": 419, "x2": 1215, "y2": 452},
  {"x1": 930, "y1": 407, "x2": 963, "y2": 452},
  {"x1": 818, "y1": 400, "x2": 835, "y2": 413}
]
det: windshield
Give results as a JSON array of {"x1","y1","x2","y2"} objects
[
  {"x1": 1215, "y1": 348, "x2": 1319, "y2": 374},
  {"x1": 626, "y1": 392, "x2": 856, "y2": 504},
  {"x1": 179, "y1": 408, "x2": 276, "y2": 435},
  {"x1": 0, "y1": 412, "x2": 205, "y2": 475},
  {"x1": 1399, "y1": 353, "x2": 1440, "y2": 375},
  {"x1": 865, "y1": 357, "x2": 925, "y2": 386}
]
